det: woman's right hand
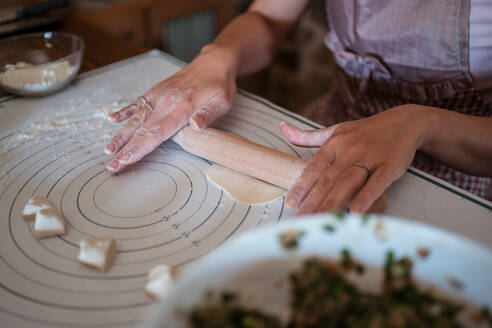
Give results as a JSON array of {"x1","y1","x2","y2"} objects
[{"x1": 104, "y1": 45, "x2": 238, "y2": 173}]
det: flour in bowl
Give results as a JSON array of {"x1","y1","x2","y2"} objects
[{"x1": 0, "y1": 60, "x2": 76, "y2": 92}]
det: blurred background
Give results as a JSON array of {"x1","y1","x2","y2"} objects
[{"x1": 0, "y1": 0, "x2": 335, "y2": 113}]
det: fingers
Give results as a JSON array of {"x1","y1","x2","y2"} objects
[
  {"x1": 317, "y1": 164, "x2": 371, "y2": 213},
  {"x1": 105, "y1": 87, "x2": 232, "y2": 173},
  {"x1": 189, "y1": 92, "x2": 230, "y2": 131},
  {"x1": 106, "y1": 156, "x2": 125, "y2": 172},
  {"x1": 104, "y1": 105, "x2": 152, "y2": 155},
  {"x1": 350, "y1": 166, "x2": 397, "y2": 213},
  {"x1": 295, "y1": 156, "x2": 356, "y2": 216},
  {"x1": 281, "y1": 123, "x2": 337, "y2": 147},
  {"x1": 285, "y1": 148, "x2": 335, "y2": 209},
  {"x1": 104, "y1": 91, "x2": 181, "y2": 156},
  {"x1": 108, "y1": 102, "x2": 139, "y2": 123},
  {"x1": 107, "y1": 110, "x2": 188, "y2": 172}
]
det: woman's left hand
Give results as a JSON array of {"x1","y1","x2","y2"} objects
[{"x1": 281, "y1": 104, "x2": 436, "y2": 214}]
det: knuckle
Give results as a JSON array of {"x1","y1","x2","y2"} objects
[
  {"x1": 304, "y1": 161, "x2": 325, "y2": 174},
  {"x1": 175, "y1": 96, "x2": 191, "y2": 111},
  {"x1": 119, "y1": 144, "x2": 140, "y2": 158},
  {"x1": 130, "y1": 114, "x2": 144, "y2": 125},
  {"x1": 349, "y1": 142, "x2": 366, "y2": 155},
  {"x1": 182, "y1": 92, "x2": 194, "y2": 105},
  {"x1": 344, "y1": 170, "x2": 363, "y2": 184},
  {"x1": 299, "y1": 133, "x2": 311, "y2": 146},
  {"x1": 156, "y1": 89, "x2": 178, "y2": 108},
  {"x1": 319, "y1": 173, "x2": 334, "y2": 186},
  {"x1": 216, "y1": 92, "x2": 231, "y2": 106},
  {"x1": 148, "y1": 125, "x2": 161, "y2": 134},
  {"x1": 289, "y1": 185, "x2": 305, "y2": 198},
  {"x1": 134, "y1": 127, "x2": 148, "y2": 137},
  {"x1": 111, "y1": 135, "x2": 123, "y2": 146},
  {"x1": 142, "y1": 109, "x2": 150, "y2": 120},
  {"x1": 373, "y1": 170, "x2": 392, "y2": 184},
  {"x1": 309, "y1": 183, "x2": 323, "y2": 195}
]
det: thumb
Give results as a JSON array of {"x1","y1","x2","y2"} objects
[
  {"x1": 281, "y1": 122, "x2": 336, "y2": 147},
  {"x1": 189, "y1": 93, "x2": 230, "y2": 131}
]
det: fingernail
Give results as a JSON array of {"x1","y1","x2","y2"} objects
[
  {"x1": 118, "y1": 153, "x2": 131, "y2": 163},
  {"x1": 107, "y1": 160, "x2": 120, "y2": 171},
  {"x1": 104, "y1": 142, "x2": 115, "y2": 155},
  {"x1": 191, "y1": 115, "x2": 206, "y2": 130},
  {"x1": 285, "y1": 197, "x2": 297, "y2": 209},
  {"x1": 109, "y1": 112, "x2": 119, "y2": 121}
]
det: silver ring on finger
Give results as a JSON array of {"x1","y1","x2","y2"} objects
[
  {"x1": 138, "y1": 96, "x2": 154, "y2": 113},
  {"x1": 351, "y1": 162, "x2": 371, "y2": 176}
]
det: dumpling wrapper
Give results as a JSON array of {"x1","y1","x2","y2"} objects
[{"x1": 206, "y1": 164, "x2": 287, "y2": 205}]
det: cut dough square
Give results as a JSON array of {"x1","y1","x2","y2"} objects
[
  {"x1": 78, "y1": 237, "x2": 117, "y2": 272},
  {"x1": 145, "y1": 264, "x2": 175, "y2": 300},
  {"x1": 22, "y1": 196, "x2": 53, "y2": 221},
  {"x1": 33, "y1": 208, "x2": 66, "y2": 239}
]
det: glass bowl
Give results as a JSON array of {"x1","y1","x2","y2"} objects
[{"x1": 0, "y1": 32, "x2": 84, "y2": 97}]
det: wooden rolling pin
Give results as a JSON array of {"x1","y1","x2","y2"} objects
[{"x1": 172, "y1": 126, "x2": 387, "y2": 213}]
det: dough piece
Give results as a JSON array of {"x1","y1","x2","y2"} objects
[
  {"x1": 34, "y1": 208, "x2": 66, "y2": 239},
  {"x1": 22, "y1": 196, "x2": 52, "y2": 221},
  {"x1": 78, "y1": 237, "x2": 117, "y2": 272},
  {"x1": 145, "y1": 264, "x2": 176, "y2": 300},
  {"x1": 206, "y1": 164, "x2": 287, "y2": 205}
]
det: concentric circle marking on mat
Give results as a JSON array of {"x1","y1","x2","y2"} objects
[
  {"x1": 94, "y1": 168, "x2": 177, "y2": 218},
  {"x1": 69, "y1": 157, "x2": 199, "y2": 233},
  {"x1": 0, "y1": 80, "x2": 316, "y2": 327}
]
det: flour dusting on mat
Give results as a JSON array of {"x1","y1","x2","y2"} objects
[{"x1": 13, "y1": 101, "x2": 127, "y2": 144}]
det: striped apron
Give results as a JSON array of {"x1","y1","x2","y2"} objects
[{"x1": 303, "y1": 0, "x2": 492, "y2": 199}]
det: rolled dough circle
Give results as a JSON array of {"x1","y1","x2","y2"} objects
[{"x1": 206, "y1": 164, "x2": 287, "y2": 205}]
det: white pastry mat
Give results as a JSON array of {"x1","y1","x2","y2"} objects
[{"x1": 0, "y1": 50, "x2": 490, "y2": 327}]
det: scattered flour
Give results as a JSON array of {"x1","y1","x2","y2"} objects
[
  {"x1": 0, "y1": 97, "x2": 135, "y2": 169},
  {"x1": 13, "y1": 101, "x2": 128, "y2": 145},
  {"x1": 92, "y1": 101, "x2": 124, "y2": 119},
  {"x1": 0, "y1": 60, "x2": 77, "y2": 93}
]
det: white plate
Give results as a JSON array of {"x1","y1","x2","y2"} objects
[{"x1": 146, "y1": 213, "x2": 492, "y2": 327}]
